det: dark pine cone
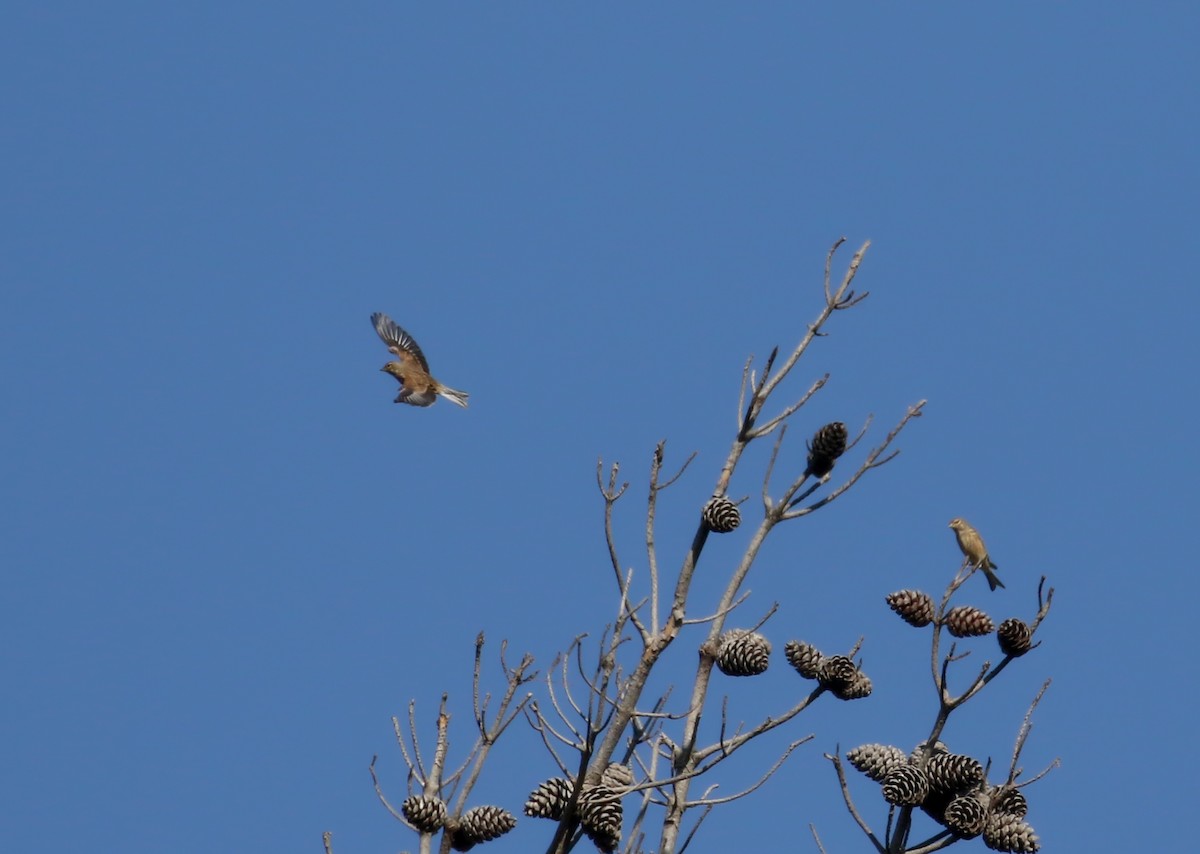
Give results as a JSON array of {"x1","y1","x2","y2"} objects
[
  {"x1": 805, "y1": 421, "x2": 849, "y2": 478},
  {"x1": 945, "y1": 794, "x2": 988, "y2": 838},
  {"x1": 579, "y1": 785, "x2": 622, "y2": 853},
  {"x1": 701, "y1": 496, "x2": 741, "y2": 533},
  {"x1": 831, "y1": 670, "x2": 873, "y2": 701},
  {"x1": 715, "y1": 629, "x2": 772, "y2": 676},
  {"x1": 926, "y1": 752, "x2": 984, "y2": 793},
  {"x1": 817, "y1": 654, "x2": 858, "y2": 691},
  {"x1": 524, "y1": 777, "x2": 575, "y2": 820},
  {"x1": 882, "y1": 765, "x2": 930, "y2": 806},
  {"x1": 997, "y1": 618, "x2": 1033, "y2": 656}
]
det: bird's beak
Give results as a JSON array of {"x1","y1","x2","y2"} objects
[{"x1": 379, "y1": 366, "x2": 387, "y2": 372}]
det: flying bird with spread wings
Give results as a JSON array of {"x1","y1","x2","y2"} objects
[{"x1": 371, "y1": 312, "x2": 469, "y2": 408}]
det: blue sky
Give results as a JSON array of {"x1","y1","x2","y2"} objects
[{"x1": 3, "y1": 4, "x2": 1196, "y2": 852}]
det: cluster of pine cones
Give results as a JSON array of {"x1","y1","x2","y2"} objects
[
  {"x1": 523, "y1": 763, "x2": 633, "y2": 853},
  {"x1": 847, "y1": 741, "x2": 1039, "y2": 852},
  {"x1": 705, "y1": 629, "x2": 872, "y2": 702},
  {"x1": 400, "y1": 796, "x2": 516, "y2": 851},
  {"x1": 886, "y1": 589, "x2": 1034, "y2": 655},
  {"x1": 701, "y1": 422, "x2": 850, "y2": 535}
]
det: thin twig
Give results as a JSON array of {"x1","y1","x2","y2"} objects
[{"x1": 826, "y1": 750, "x2": 886, "y2": 853}]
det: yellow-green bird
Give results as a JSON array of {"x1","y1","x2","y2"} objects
[{"x1": 948, "y1": 518, "x2": 1004, "y2": 591}]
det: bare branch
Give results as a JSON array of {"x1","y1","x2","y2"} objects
[
  {"x1": 684, "y1": 737, "x2": 807, "y2": 806},
  {"x1": 693, "y1": 688, "x2": 821, "y2": 764},
  {"x1": 810, "y1": 824, "x2": 828, "y2": 854},
  {"x1": 392, "y1": 714, "x2": 421, "y2": 787},
  {"x1": 680, "y1": 590, "x2": 753, "y2": 626},
  {"x1": 823, "y1": 236, "x2": 847, "y2": 304},
  {"x1": 748, "y1": 372, "x2": 830, "y2": 439},
  {"x1": 825, "y1": 750, "x2": 886, "y2": 853},
  {"x1": 782, "y1": 400, "x2": 926, "y2": 518},
  {"x1": 1008, "y1": 679, "x2": 1052, "y2": 783},
  {"x1": 761, "y1": 423, "x2": 787, "y2": 514},
  {"x1": 524, "y1": 701, "x2": 571, "y2": 772},
  {"x1": 408, "y1": 701, "x2": 425, "y2": 781},
  {"x1": 676, "y1": 804, "x2": 715, "y2": 854},
  {"x1": 370, "y1": 755, "x2": 411, "y2": 826}
]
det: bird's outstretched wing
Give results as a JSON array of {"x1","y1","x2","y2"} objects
[{"x1": 371, "y1": 312, "x2": 431, "y2": 372}]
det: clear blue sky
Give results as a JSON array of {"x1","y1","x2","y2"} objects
[{"x1": 3, "y1": 4, "x2": 1196, "y2": 852}]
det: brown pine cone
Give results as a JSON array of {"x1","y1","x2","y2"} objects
[
  {"x1": 997, "y1": 618, "x2": 1033, "y2": 656},
  {"x1": 944, "y1": 605, "x2": 995, "y2": 637},
  {"x1": 945, "y1": 793, "x2": 988, "y2": 838},
  {"x1": 402, "y1": 794, "x2": 448, "y2": 833},
  {"x1": 451, "y1": 806, "x2": 516, "y2": 850},
  {"x1": 524, "y1": 777, "x2": 574, "y2": 819},
  {"x1": 926, "y1": 753, "x2": 984, "y2": 793},
  {"x1": 784, "y1": 640, "x2": 824, "y2": 679},
  {"x1": 983, "y1": 812, "x2": 1040, "y2": 852},
  {"x1": 882, "y1": 765, "x2": 929, "y2": 806},
  {"x1": 846, "y1": 744, "x2": 907, "y2": 782},
  {"x1": 886, "y1": 589, "x2": 935, "y2": 627},
  {"x1": 818, "y1": 655, "x2": 858, "y2": 691},
  {"x1": 989, "y1": 785, "x2": 1028, "y2": 818},
  {"x1": 715, "y1": 629, "x2": 772, "y2": 677}
]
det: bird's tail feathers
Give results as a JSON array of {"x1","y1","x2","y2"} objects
[
  {"x1": 438, "y1": 386, "x2": 469, "y2": 408},
  {"x1": 983, "y1": 565, "x2": 1005, "y2": 591}
]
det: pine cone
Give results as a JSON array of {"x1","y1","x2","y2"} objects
[
  {"x1": 805, "y1": 421, "x2": 848, "y2": 478},
  {"x1": 983, "y1": 812, "x2": 1040, "y2": 852},
  {"x1": 990, "y1": 785, "x2": 1028, "y2": 818},
  {"x1": 846, "y1": 744, "x2": 907, "y2": 782},
  {"x1": 944, "y1": 605, "x2": 995, "y2": 638},
  {"x1": 716, "y1": 629, "x2": 772, "y2": 676},
  {"x1": 831, "y1": 670, "x2": 873, "y2": 701},
  {"x1": 450, "y1": 806, "x2": 516, "y2": 850},
  {"x1": 882, "y1": 765, "x2": 929, "y2": 806},
  {"x1": 818, "y1": 655, "x2": 858, "y2": 691},
  {"x1": 601, "y1": 763, "x2": 633, "y2": 789},
  {"x1": 579, "y1": 785, "x2": 622, "y2": 853},
  {"x1": 886, "y1": 589, "x2": 935, "y2": 627},
  {"x1": 911, "y1": 740, "x2": 949, "y2": 764},
  {"x1": 784, "y1": 640, "x2": 824, "y2": 679},
  {"x1": 524, "y1": 777, "x2": 575, "y2": 819},
  {"x1": 945, "y1": 794, "x2": 988, "y2": 838},
  {"x1": 997, "y1": 618, "x2": 1033, "y2": 656},
  {"x1": 926, "y1": 753, "x2": 984, "y2": 793},
  {"x1": 402, "y1": 794, "x2": 448, "y2": 833},
  {"x1": 702, "y1": 496, "x2": 741, "y2": 533}
]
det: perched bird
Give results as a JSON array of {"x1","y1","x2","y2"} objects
[
  {"x1": 948, "y1": 518, "x2": 1004, "y2": 591},
  {"x1": 371, "y1": 312, "x2": 469, "y2": 408}
]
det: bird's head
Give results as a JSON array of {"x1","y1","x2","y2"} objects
[
  {"x1": 948, "y1": 518, "x2": 964, "y2": 531},
  {"x1": 381, "y1": 362, "x2": 403, "y2": 378}
]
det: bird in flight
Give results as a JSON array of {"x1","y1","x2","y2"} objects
[
  {"x1": 948, "y1": 518, "x2": 1004, "y2": 591},
  {"x1": 371, "y1": 312, "x2": 469, "y2": 408}
]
